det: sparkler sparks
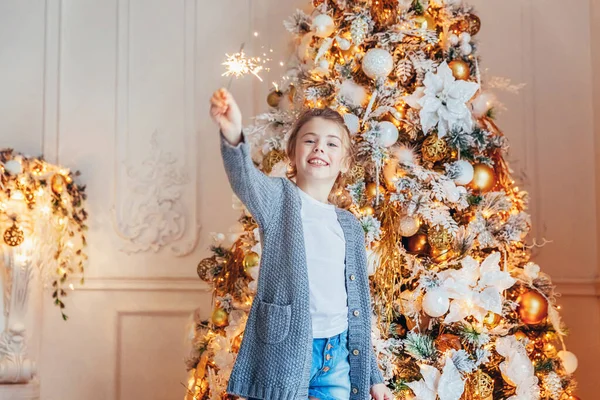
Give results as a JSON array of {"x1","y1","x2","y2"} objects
[{"x1": 222, "y1": 42, "x2": 269, "y2": 89}]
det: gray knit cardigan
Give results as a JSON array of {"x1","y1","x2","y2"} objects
[{"x1": 220, "y1": 133, "x2": 384, "y2": 400}]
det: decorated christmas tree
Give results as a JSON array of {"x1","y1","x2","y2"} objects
[{"x1": 185, "y1": 1, "x2": 580, "y2": 399}]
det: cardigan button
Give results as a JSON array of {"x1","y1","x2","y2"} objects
[
  {"x1": 352, "y1": 349, "x2": 360, "y2": 356},
  {"x1": 353, "y1": 310, "x2": 360, "y2": 317},
  {"x1": 350, "y1": 274, "x2": 356, "y2": 281},
  {"x1": 352, "y1": 388, "x2": 358, "y2": 394}
]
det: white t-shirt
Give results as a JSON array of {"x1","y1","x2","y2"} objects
[{"x1": 297, "y1": 186, "x2": 348, "y2": 338}]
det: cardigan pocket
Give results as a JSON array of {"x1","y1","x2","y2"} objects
[{"x1": 256, "y1": 300, "x2": 292, "y2": 344}]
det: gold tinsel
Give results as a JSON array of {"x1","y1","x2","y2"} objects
[{"x1": 370, "y1": 200, "x2": 405, "y2": 328}]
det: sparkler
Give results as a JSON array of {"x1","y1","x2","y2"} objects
[{"x1": 222, "y1": 42, "x2": 265, "y2": 89}]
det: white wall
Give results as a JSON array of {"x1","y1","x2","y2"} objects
[{"x1": 0, "y1": 0, "x2": 598, "y2": 398}]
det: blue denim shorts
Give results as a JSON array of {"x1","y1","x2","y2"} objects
[
  {"x1": 308, "y1": 329, "x2": 351, "y2": 400},
  {"x1": 248, "y1": 330, "x2": 350, "y2": 400}
]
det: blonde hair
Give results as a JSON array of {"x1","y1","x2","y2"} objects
[{"x1": 285, "y1": 108, "x2": 356, "y2": 205}]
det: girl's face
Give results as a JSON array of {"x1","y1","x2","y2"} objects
[{"x1": 293, "y1": 117, "x2": 350, "y2": 184}]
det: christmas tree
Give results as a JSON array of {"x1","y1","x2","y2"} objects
[{"x1": 185, "y1": 1, "x2": 580, "y2": 399}]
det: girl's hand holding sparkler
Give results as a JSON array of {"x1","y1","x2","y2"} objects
[{"x1": 210, "y1": 88, "x2": 242, "y2": 145}]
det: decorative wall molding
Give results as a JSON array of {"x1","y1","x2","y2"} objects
[
  {"x1": 111, "y1": 131, "x2": 199, "y2": 255},
  {"x1": 0, "y1": 380, "x2": 40, "y2": 400},
  {"x1": 42, "y1": 0, "x2": 62, "y2": 164},
  {"x1": 114, "y1": 310, "x2": 194, "y2": 400},
  {"x1": 554, "y1": 278, "x2": 600, "y2": 298},
  {"x1": 79, "y1": 276, "x2": 210, "y2": 292},
  {"x1": 111, "y1": 0, "x2": 201, "y2": 257}
]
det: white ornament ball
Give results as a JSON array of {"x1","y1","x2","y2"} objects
[
  {"x1": 339, "y1": 80, "x2": 368, "y2": 107},
  {"x1": 557, "y1": 351, "x2": 578, "y2": 374},
  {"x1": 312, "y1": 14, "x2": 335, "y2": 38},
  {"x1": 445, "y1": 185, "x2": 461, "y2": 203},
  {"x1": 422, "y1": 288, "x2": 450, "y2": 318},
  {"x1": 471, "y1": 91, "x2": 497, "y2": 118},
  {"x1": 460, "y1": 42, "x2": 473, "y2": 56},
  {"x1": 453, "y1": 160, "x2": 474, "y2": 185},
  {"x1": 399, "y1": 215, "x2": 421, "y2": 237},
  {"x1": 362, "y1": 48, "x2": 394, "y2": 79},
  {"x1": 314, "y1": 59, "x2": 330, "y2": 76},
  {"x1": 3, "y1": 160, "x2": 23, "y2": 175},
  {"x1": 394, "y1": 146, "x2": 417, "y2": 165},
  {"x1": 336, "y1": 35, "x2": 351, "y2": 50},
  {"x1": 459, "y1": 32, "x2": 472, "y2": 44},
  {"x1": 343, "y1": 113, "x2": 360, "y2": 135},
  {"x1": 449, "y1": 34, "x2": 459, "y2": 46},
  {"x1": 377, "y1": 121, "x2": 399, "y2": 147}
]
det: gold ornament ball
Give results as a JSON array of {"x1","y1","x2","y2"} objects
[
  {"x1": 430, "y1": 247, "x2": 453, "y2": 262},
  {"x1": 23, "y1": 187, "x2": 36, "y2": 206},
  {"x1": 366, "y1": 182, "x2": 385, "y2": 199},
  {"x1": 335, "y1": 190, "x2": 353, "y2": 209},
  {"x1": 448, "y1": 60, "x2": 471, "y2": 81},
  {"x1": 514, "y1": 331, "x2": 527, "y2": 341},
  {"x1": 473, "y1": 370, "x2": 494, "y2": 399},
  {"x1": 567, "y1": 395, "x2": 581, "y2": 400},
  {"x1": 51, "y1": 174, "x2": 65, "y2": 195},
  {"x1": 243, "y1": 251, "x2": 260, "y2": 272},
  {"x1": 483, "y1": 311, "x2": 502, "y2": 329},
  {"x1": 345, "y1": 164, "x2": 365, "y2": 185},
  {"x1": 451, "y1": 18, "x2": 470, "y2": 33},
  {"x1": 543, "y1": 342, "x2": 558, "y2": 357},
  {"x1": 361, "y1": 205, "x2": 375, "y2": 216},
  {"x1": 435, "y1": 333, "x2": 462, "y2": 353},
  {"x1": 517, "y1": 290, "x2": 549, "y2": 325},
  {"x1": 466, "y1": 14, "x2": 482, "y2": 35},
  {"x1": 428, "y1": 225, "x2": 453, "y2": 251},
  {"x1": 197, "y1": 258, "x2": 217, "y2": 280},
  {"x1": 267, "y1": 90, "x2": 283, "y2": 108},
  {"x1": 211, "y1": 308, "x2": 229, "y2": 328},
  {"x1": 470, "y1": 163, "x2": 497, "y2": 193},
  {"x1": 421, "y1": 135, "x2": 449, "y2": 163},
  {"x1": 4, "y1": 224, "x2": 24, "y2": 247},
  {"x1": 406, "y1": 233, "x2": 429, "y2": 254},
  {"x1": 262, "y1": 149, "x2": 286, "y2": 174},
  {"x1": 413, "y1": 14, "x2": 437, "y2": 30}
]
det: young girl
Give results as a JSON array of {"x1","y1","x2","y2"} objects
[{"x1": 210, "y1": 88, "x2": 393, "y2": 400}]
